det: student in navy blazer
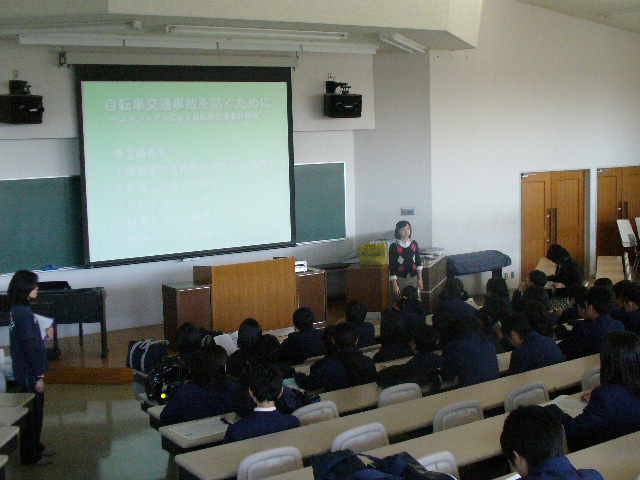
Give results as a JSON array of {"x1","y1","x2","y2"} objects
[
  {"x1": 547, "y1": 331, "x2": 640, "y2": 452},
  {"x1": 501, "y1": 314, "x2": 564, "y2": 375},
  {"x1": 559, "y1": 287, "x2": 625, "y2": 360},
  {"x1": 440, "y1": 315, "x2": 499, "y2": 387},
  {"x1": 433, "y1": 278, "x2": 477, "y2": 331},
  {"x1": 345, "y1": 300, "x2": 376, "y2": 348},
  {"x1": 223, "y1": 363, "x2": 300, "y2": 443},
  {"x1": 501, "y1": 406, "x2": 603, "y2": 480},
  {"x1": 279, "y1": 307, "x2": 326, "y2": 365},
  {"x1": 373, "y1": 309, "x2": 414, "y2": 363},
  {"x1": 620, "y1": 282, "x2": 640, "y2": 334}
]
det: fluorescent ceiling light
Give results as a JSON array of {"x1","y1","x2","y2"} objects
[
  {"x1": 379, "y1": 33, "x2": 427, "y2": 53},
  {"x1": 164, "y1": 25, "x2": 347, "y2": 42},
  {"x1": 0, "y1": 20, "x2": 141, "y2": 36}
]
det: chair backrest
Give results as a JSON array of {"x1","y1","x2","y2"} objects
[
  {"x1": 292, "y1": 401, "x2": 339, "y2": 426},
  {"x1": 581, "y1": 365, "x2": 601, "y2": 391},
  {"x1": 504, "y1": 381, "x2": 549, "y2": 412},
  {"x1": 378, "y1": 383, "x2": 422, "y2": 407},
  {"x1": 617, "y1": 219, "x2": 636, "y2": 247},
  {"x1": 330, "y1": 422, "x2": 389, "y2": 453},
  {"x1": 237, "y1": 446, "x2": 303, "y2": 480},
  {"x1": 624, "y1": 252, "x2": 633, "y2": 280},
  {"x1": 433, "y1": 400, "x2": 484, "y2": 432},
  {"x1": 418, "y1": 450, "x2": 460, "y2": 479}
]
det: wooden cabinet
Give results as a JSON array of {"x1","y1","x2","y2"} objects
[
  {"x1": 296, "y1": 269, "x2": 327, "y2": 323},
  {"x1": 162, "y1": 282, "x2": 212, "y2": 346},
  {"x1": 521, "y1": 170, "x2": 585, "y2": 277},
  {"x1": 346, "y1": 264, "x2": 390, "y2": 312},
  {"x1": 597, "y1": 166, "x2": 640, "y2": 257},
  {"x1": 420, "y1": 256, "x2": 447, "y2": 314}
]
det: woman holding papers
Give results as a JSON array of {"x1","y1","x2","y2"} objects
[{"x1": 8, "y1": 269, "x2": 53, "y2": 466}]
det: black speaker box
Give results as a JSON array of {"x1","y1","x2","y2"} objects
[
  {"x1": 323, "y1": 93, "x2": 362, "y2": 118},
  {"x1": 0, "y1": 95, "x2": 44, "y2": 124}
]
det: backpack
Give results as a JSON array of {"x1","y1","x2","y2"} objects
[
  {"x1": 144, "y1": 356, "x2": 189, "y2": 404},
  {"x1": 126, "y1": 339, "x2": 169, "y2": 373}
]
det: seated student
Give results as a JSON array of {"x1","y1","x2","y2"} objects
[
  {"x1": 558, "y1": 287, "x2": 625, "y2": 360},
  {"x1": 373, "y1": 309, "x2": 415, "y2": 362},
  {"x1": 440, "y1": 315, "x2": 500, "y2": 387},
  {"x1": 519, "y1": 298, "x2": 557, "y2": 338},
  {"x1": 345, "y1": 300, "x2": 376, "y2": 348},
  {"x1": 279, "y1": 307, "x2": 326, "y2": 365},
  {"x1": 395, "y1": 286, "x2": 427, "y2": 338},
  {"x1": 546, "y1": 331, "x2": 640, "y2": 452},
  {"x1": 611, "y1": 279, "x2": 634, "y2": 321},
  {"x1": 159, "y1": 345, "x2": 240, "y2": 426},
  {"x1": 173, "y1": 321, "x2": 203, "y2": 364},
  {"x1": 500, "y1": 405, "x2": 604, "y2": 480},
  {"x1": 226, "y1": 318, "x2": 262, "y2": 379},
  {"x1": 433, "y1": 278, "x2": 477, "y2": 331},
  {"x1": 223, "y1": 364, "x2": 300, "y2": 443},
  {"x1": 294, "y1": 322, "x2": 377, "y2": 392},
  {"x1": 376, "y1": 323, "x2": 442, "y2": 389},
  {"x1": 512, "y1": 270, "x2": 550, "y2": 311},
  {"x1": 501, "y1": 314, "x2": 564, "y2": 375},
  {"x1": 479, "y1": 276, "x2": 513, "y2": 323},
  {"x1": 546, "y1": 243, "x2": 583, "y2": 301},
  {"x1": 619, "y1": 282, "x2": 640, "y2": 334},
  {"x1": 554, "y1": 284, "x2": 588, "y2": 327}
]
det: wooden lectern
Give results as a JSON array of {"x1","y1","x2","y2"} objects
[{"x1": 193, "y1": 258, "x2": 297, "y2": 332}]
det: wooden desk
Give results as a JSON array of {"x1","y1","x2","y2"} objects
[
  {"x1": 0, "y1": 393, "x2": 34, "y2": 410},
  {"x1": 535, "y1": 257, "x2": 557, "y2": 277},
  {"x1": 346, "y1": 264, "x2": 390, "y2": 312},
  {"x1": 0, "y1": 426, "x2": 19, "y2": 455},
  {"x1": 0, "y1": 407, "x2": 28, "y2": 426},
  {"x1": 174, "y1": 355, "x2": 597, "y2": 480},
  {"x1": 494, "y1": 431, "x2": 640, "y2": 480}
]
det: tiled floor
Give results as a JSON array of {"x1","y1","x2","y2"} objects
[{"x1": 5, "y1": 384, "x2": 177, "y2": 480}]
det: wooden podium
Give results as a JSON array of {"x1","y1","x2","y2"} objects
[{"x1": 193, "y1": 258, "x2": 297, "y2": 332}]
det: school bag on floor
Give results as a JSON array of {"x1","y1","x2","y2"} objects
[{"x1": 126, "y1": 339, "x2": 169, "y2": 373}]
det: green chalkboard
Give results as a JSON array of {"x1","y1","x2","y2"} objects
[
  {"x1": 0, "y1": 176, "x2": 83, "y2": 274},
  {"x1": 294, "y1": 163, "x2": 346, "y2": 243}
]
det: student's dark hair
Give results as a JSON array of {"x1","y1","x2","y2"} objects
[
  {"x1": 254, "y1": 334, "x2": 281, "y2": 364},
  {"x1": 249, "y1": 363, "x2": 283, "y2": 403},
  {"x1": 486, "y1": 276, "x2": 509, "y2": 298},
  {"x1": 485, "y1": 297, "x2": 513, "y2": 325},
  {"x1": 396, "y1": 286, "x2": 423, "y2": 312},
  {"x1": 566, "y1": 284, "x2": 588, "y2": 303},
  {"x1": 411, "y1": 323, "x2": 438, "y2": 352},
  {"x1": 529, "y1": 270, "x2": 547, "y2": 287},
  {"x1": 586, "y1": 286, "x2": 614, "y2": 316},
  {"x1": 188, "y1": 345, "x2": 228, "y2": 392},
  {"x1": 519, "y1": 298, "x2": 553, "y2": 337},
  {"x1": 237, "y1": 318, "x2": 262, "y2": 350},
  {"x1": 593, "y1": 277, "x2": 614, "y2": 291},
  {"x1": 440, "y1": 277, "x2": 468, "y2": 301},
  {"x1": 292, "y1": 307, "x2": 314, "y2": 331},
  {"x1": 439, "y1": 314, "x2": 481, "y2": 345},
  {"x1": 523, "y1": 286, "x2": 548, "y2": 306},
  {"x1": 620, "y1": 283, "x2": 640, "y2": 305},
  {"x1": 380, "y1": 309, "x2": 410, "y2": 347},
  {"x1": 546, "y1": 244, "x2": 570, "y2": 264},
  {"x1": 333, "y1": 322, "x2": 358, "y2": 350},
  {"x1": 600, "y1": 331, "x2": 640, "y2": 398},
  {"x1": 175, "y1": 322, "x2": 202, "y2": 354},
  {"x1": 501, "y1": 313, "x2": 532, "y2": 340},
  {"x1": 613, "y1": 280, "x2": 635, "y2": 300},
  {"x1": 333, "y1": 322, "x2": 371, "y2": 385},
  {"x1": 345, "y1": 300, "x2": 367, "y2": 324},
  {"x1": 321, "y1": 324, "x2": 337, "y2": 354},
  {"x1": 394, "y1": 220, "x2": 412, "y2": 240},
  {"x1": 500, "y1": 406, "x2": 565, "y2": 469},
  {"x1": 7, "y1": 270, "x2": 38, "y2": 306}
]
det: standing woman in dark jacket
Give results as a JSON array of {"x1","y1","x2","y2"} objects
[
  {"x1": 546, "y1": 244, "x2": 583, "y2": 308},
  {"x1": 8, "y1": 270, "x2": 53, "y2": 466}
]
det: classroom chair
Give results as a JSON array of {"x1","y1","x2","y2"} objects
[
  {"x1": 432, "y1": 401, "x2": 484, "y2": 433},
  {"x1": 330, "y1": 422, "x2": 389, "y2": 453},
  {"x1": 377, "y1": 383, "x2": 422, "y2": 408},
  {"x1": 504, "y1": 381, "x2": 549, "y2": 412},
  {"x1": 581, "y1": 366, "x2": 601, "y2": 392},
  {"x1": 418, "y1": 451, "x2": 459, "y2": 479},
  {"x1": 237, "y1": 446, "x2": 303, "y2": 480},
  {"x1": 292, "y1": 401, "x2": 339, "y2": 426}
]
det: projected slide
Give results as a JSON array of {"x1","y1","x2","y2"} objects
[{"x1": 80, "y1": 80, "x2": 292, "y2": 264}]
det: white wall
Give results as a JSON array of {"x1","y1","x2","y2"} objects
[
  {"x1": 430, "y1": 0, "x2": 640, "y2": 290},
  {"x1": 0, "y1": 42, "x2": 375, "y2": 340},
  {"x1": 354, "y1": 52, "x2": 432, "y2": 247}
]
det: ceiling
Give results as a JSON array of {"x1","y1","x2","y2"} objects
[{"x1": 515, "y1": 0, "x2": 640, "y2": 34}]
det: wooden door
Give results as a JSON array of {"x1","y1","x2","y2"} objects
[
  {"x1": 597, "y1": 168, "x2": 623, "y2": 257},
  {"x1": 552, "y1": 170, "x2": 584, "y2": 265},
  {"x1": 521, "y1": 170, "x2": 585, "y2": 277},
  {"x1": 521, "y1": 172, "x2": 551, "y2": 277},
  {"x1": 622, "y1": 166, "x2": 640, "y2": 223}
]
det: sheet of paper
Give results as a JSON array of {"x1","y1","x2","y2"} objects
[
  {"x1": 549, "y1": 395, "x2": 587, "y2": 418},
  {"x1": 34, "y1": 314, "x2": 54, "y2": 341},
  {"x1": 168, "y1": 417, "x2": 228, "y2": 439}
]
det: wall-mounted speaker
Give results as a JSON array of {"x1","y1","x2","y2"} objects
[
  {"x1": 323, "y1": 93, "x2": 362, "y2": 118},
  {"x1": 0, "y1": 95, "x2": 44, "y2": 124}
]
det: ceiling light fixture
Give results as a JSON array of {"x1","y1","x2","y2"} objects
[
  {"x1": 603, "y1": 7, "x2": 640, "y2": 18},
  {"x1": 379, "y1": 33, "x2": 427, "y2": 53},
  {"x1": 163, "y1": 25, "x2": 347, "y2": 42},
  {"x1": 0, "y1": 20, "x2": 141, "y2": 36}
]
